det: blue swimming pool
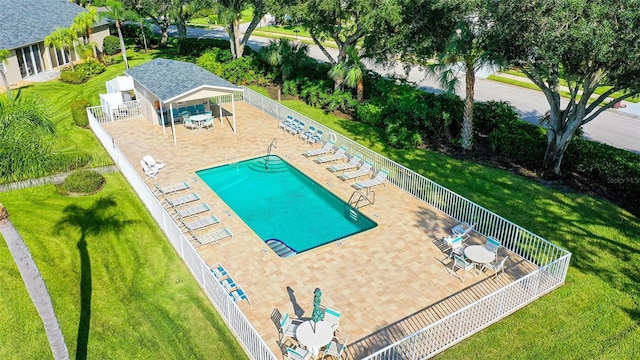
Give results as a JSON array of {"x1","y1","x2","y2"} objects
[{"x1": 196, "y1": 155, "x2": 377, "y2": 255}]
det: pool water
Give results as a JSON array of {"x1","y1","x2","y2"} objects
[{"x1": 196, "y1": 155, "x2": 377, "y2": 255}]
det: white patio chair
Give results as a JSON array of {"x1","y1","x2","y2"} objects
[
  {"x1": 322, "y1": 305, "x2": 341, "y2": 333},
  {"x1": 442, "y1": 235, "x2": 466, "y2": 261},
  {"x1": 229, "y1": 286, "x2": 250, "y2": 304},
  {"x1": 485, "y1": 237, "x2": 501, "y2": 253},
  {"x1": 324, "y1": 333, "x2": 349, "y2": 359},
  {"x1": 280, "y1": 311, "x2": 303, "y2": 339},
  {"x1": 449, "y1": 254, "x2": 475, "y2": 283},
  {"x1": 286, "y1": 345, "x2": 311, "y2": 360},
  {"x1": 184, "y1": 118, "x2": 198, "y2": 131},
  {"x1": 208, "y1": 263, "x2": 229, "y2": 280},
  {"x1": 451, "y1": 222, "x2": 475, "y2": 240},
  {"x1": 482, "y1": 255, "x2": 509, "y2": 281}
]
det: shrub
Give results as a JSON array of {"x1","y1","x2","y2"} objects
[
  {"x1": 177, "y1": 38, "x2": 230, "y2": 56},
  {"x1": 75, "y1": 60, "x2": 106, "y2": 78},
  {"x1": 71, "y1": 99, "x2": 91, "y2": 128},
  {"x1": 223, "y1": 56, "x2": 261, "y2": 85},
  {"x1": 355, "y1": 101, "x2": 384, "y2": 127},
  {"x1": 564, "y1": 139, "x2": 640, "y2": 214},
  {"x1": 489, "y1": 120, "x2": 547, "y2": 169},
  {"x1": 60, "y1": 69, "x2": 88, "y2": 84},
  {"x1": 474, "y1": 100, "x2": 520, "y2": 135},
  {"x1": 281, "y1": 80, "x2": 299, "y2": 97},
  {"x1": 325, "y1": 90, "x2": 356, "y2": 114},
  {"x1": 103, "y1": 35, "x2": 120, "y2": 55},
  {"x1": 196, "y1": 50, "x2": 226, "y2": 76},
  {"x1": 60, "y1": 170, "x2": 105, "y2": 195}
]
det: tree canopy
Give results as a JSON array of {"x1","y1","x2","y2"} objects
[{"x1": 485, "y1": 0, "x2": 640, "y2": 174}]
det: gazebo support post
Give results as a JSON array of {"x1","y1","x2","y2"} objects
[
  {"x1": 231, "y1": 93, "x2": 236, "y2": 134},
  {"x1": 169, "y1": 103, "x2": 177, "y2": 145},
  {"x1": 159, "y1": 103, "x2": 166, "y2": 137},
  {"x1": 218, "y1": 96, "x2": 223, "y2": 124}
]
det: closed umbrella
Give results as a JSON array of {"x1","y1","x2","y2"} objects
[{"x1": 311, "y1": 288, "x2": 323, "y2": 331}]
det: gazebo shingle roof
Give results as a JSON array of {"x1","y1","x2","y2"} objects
[
  {"x1": 124, "y1": 58, "x2": 241, "y2": 103},
  {"x1": 0, "y1": 0, "x2": 87, "y2": 49}
]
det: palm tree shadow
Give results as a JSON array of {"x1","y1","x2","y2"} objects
[{"x1": 54, "y1": 196, "x2": 135, "y2": 360}]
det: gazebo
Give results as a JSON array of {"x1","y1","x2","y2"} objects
[{"x1": 125, "y1": 58, "x2": 242, "y2": 145}]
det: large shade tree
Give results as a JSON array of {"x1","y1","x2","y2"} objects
[
  {"x1": 285, "y1": 0, "x2": 401, "y2": 65},
  {"x1": 0, "y1": 95, "x2": 69, "y2": 360},
  {"x1": 128, "y1": 0, "x2": 173, "y2": 48},
  {"x1": 486, "y1": 0, "x2": 640, "y2": 175},
  {"x1": 328, "y1": 45, "x2": 367, "y2": 102},
  {"x1": 216, "y1": 0, "x2": 268, "y2": 59}
]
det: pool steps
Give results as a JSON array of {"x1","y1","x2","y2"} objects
[{"x1": 266, "y1": 239, "x2": 297, "y2": 258}]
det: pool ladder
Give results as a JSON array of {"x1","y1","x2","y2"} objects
[
  {"x1": 347, "y1": 189, "x2": 375, "y2": 221},
  {"x1": 264, "y1": 138, "x2": 277, "y2": 170}
]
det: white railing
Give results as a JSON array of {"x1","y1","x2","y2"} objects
[
  {"x1": 243, "y1": 87, "x2": 572, "y2": 358},
  {"x1": 210, "y1": 91, "x2": 245, "y2": 105},
  {"x1": 87, "y1": 109, "x2": 277, "y2": 360},
  {"x1": 89, "y1": 100, "x2": 142, "y2": 123}
]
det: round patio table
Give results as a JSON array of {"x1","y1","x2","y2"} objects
[
  {"x1": 295, "y1": 320, "x2": 333, "y2": 358},
  {"x1": 464, "y1": 245, "x2": 496, "y2": 265},
  {"x1": 189, "y1": 114, "x2": 209, "y2": 128}
]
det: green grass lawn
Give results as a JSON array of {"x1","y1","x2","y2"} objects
[
  {"x1": 256, "y1": 88, "x2": 640, "y2": 359},
  {"x1": 0, "y1": 174, "x2": 248, "y2": 359}
]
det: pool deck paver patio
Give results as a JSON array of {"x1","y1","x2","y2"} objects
[{"x1": 102, "y1": 102, "x2": 536, "y2": 359}]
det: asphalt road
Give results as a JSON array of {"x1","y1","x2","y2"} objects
[{"x1": 159, "y1": 24, "x2": 640, "y2": 153}]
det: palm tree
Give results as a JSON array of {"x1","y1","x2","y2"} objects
[
  {"x1": 102, "y1": 0, "x2": 131, "y2": 69},
  {"x1": 0, "y1": 49, "x2": 11, "y2": 98},
  {"x1": 45, "y1": 27, "x2": 77, "y2": 71},
  {"x1": 329, "y1": 46, "x2": 366, "y2": 102},
  {"x1": 0, "y1": 96, "x2": 69, "y2": 360},
  {"x1": 71, "y1": 8, "x2": 98, "y2": 46},
  {"x1": 428, "y1": 18, "x2": 498, "y2": 150},
  {"x1": 260, "y1": 39, "x2": 309, "y2": 83}
]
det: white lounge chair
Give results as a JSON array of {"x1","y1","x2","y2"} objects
[
  {"x1": 209, "y1": 263, "x2": 229, "y2": 279},
  {"x1": 229, "y1": 287, "x2": 250, "y2": 304},
  {"x1": 143, "y1": 155, "x2": 165, "y2": 171},
  {"x1": 194, "y1": 227, "x2": 233, "y2": 246},
  {"x1": 328, "y1": 153, "x2": 362, "y2": 173},
  {"x1": 303, "y1": 141, "x2": 335, "y2": 157},
  {"x1": 164, "y1": 192, "x2": 200, "y2": 207},
  {"x1": 174, "y1": 203, "x2": 210, "y2": 218},
  {"x1": 353, "y1": 168, "x2": 389, "y2": 190},
  {"x1": 181, "y1": 214, "x2": 220, "y2": 232},
  {"x1": 314, "y1": 145, "x2": 347, "y2": 164},
  {"x1": 338, "y1": 160, "x2": 373, "y2": 181},
  {"x1": 140, "y1": 160, "x2": 159, "y2": 179},
  {"x1": 153, "y1": 180, "x2": 190, "y2": 195}
]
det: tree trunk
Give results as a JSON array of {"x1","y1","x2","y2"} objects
[
  {"x1": 356, "y1": 77, "x2": 364, "y2": 103},
  {"x1": 0, "y1": 206, "x2": 70, "y2": 360},
  {"x1": 461, "y1": 63, "x2": 475, "y2": 150},
  {"x1": 115, "y1": 22, "x2": 129, "y2": 69},
  {"x1": 229, "y1": 19, "x2": 243, "y2": 59},
  {"x1": 1, "y1": 71, "x2": 11, "y2": 98}
]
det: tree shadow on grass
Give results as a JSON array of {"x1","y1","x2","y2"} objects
[{"x1": 54, "y1": 196, "x2": 135, "y2": 360}]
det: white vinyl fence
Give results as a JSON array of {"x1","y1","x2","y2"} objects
[
  {"x1": 87, "y1": 108, "x2": 277, "y2": 360},
  {"x1": 92, "y1": 100, "x2": 142, "y2": 123},
  {"x1": 242, "y1": 87, "x2": 572, "y2": 359}
]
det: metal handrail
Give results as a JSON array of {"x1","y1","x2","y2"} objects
[{"x1": 265, "y1": 138, "x2": 277, "y2": 170}]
